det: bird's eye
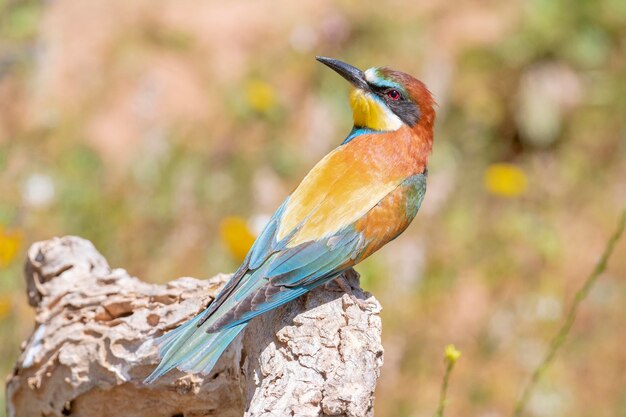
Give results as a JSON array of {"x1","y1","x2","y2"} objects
[{"x1": 387, "y1": 89, "x2": 401, "y2": 100}]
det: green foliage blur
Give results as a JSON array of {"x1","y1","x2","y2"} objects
[{"x1": 1, "y1": 0, "x2": 625, "y2": 415}]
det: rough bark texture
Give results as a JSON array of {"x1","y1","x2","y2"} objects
[{"x1": 6, "y1": 236, "x2": 383, "y2": 417}]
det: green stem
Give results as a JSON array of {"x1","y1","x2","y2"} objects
[
  {"x1": 435, "y1": 360, "x2": 456, "y2": 417},
  {"x1": 513, "y1": 209, "x2": 626, "y2": 417}
]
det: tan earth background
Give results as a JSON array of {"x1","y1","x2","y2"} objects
[{"x1": 1, "y1": 0, "x2": 625, "y2": 416}]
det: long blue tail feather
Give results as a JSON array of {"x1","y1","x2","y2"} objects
[{"x1": 144, "y1": 312, "x2": 247, "y2": 383}]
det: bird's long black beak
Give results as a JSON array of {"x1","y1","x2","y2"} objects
[{"x1": 316, "y1": 56, "x2": 369, "y2": 91}]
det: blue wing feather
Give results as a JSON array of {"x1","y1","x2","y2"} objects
[
  {"x1": 202, "y1": 226, "x2": 364, "y2": 333},
  {"x1": 268, "y1": 231, "x2": 362, "y2": 286},
  {"x1": 248, "y1": 199, "x2": 288, "y2": 269}
]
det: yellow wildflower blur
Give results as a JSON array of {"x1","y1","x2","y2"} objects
[
  {"x1": 0, "y1": 226, "x2": 23, "y2": 267},
  {"x1": 483, "y1": 163, "x2": 528, "y2": 198},
  {"x1": 246, "y1": 80, "x2": 276, "y2": 113},
  {"x1": 219, "y1": 216, "x2": 256, "y2": 262},
  {"x1": 444, "y1": 344, "x2": 461, "y2": 364}
]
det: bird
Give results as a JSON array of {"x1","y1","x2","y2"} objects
[{"x1": 144, "y1": 56, "x2": 436, "y2": 383}]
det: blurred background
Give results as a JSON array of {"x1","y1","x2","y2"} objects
[{"x1": 1, "y1": 0, "x2": 625, "y2": 415}]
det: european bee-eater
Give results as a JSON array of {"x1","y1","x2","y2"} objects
[{"x1": 145, "y1": 56, "x2": 435, "y2": 382}]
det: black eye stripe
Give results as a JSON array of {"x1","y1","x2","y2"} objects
[
  {"x1": 391, "y1": 101, "x2": 420, "y2": 126},
  {"x1": 367, "y1": 83, "x2": 420, "y2": 126}
]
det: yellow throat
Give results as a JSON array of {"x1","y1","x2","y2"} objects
[{"x1": 349, "y1": 88, "x2": 403, "y2": 131}]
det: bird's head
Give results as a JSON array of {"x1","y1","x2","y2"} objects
[{"x1": 316, "y1": 56, "x2": 435, "y2": 137}]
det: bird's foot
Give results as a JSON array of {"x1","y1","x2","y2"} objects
[{"x1": 334, "y1": 275, "x2": 354, "y2": 293}]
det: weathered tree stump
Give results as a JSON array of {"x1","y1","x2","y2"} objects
[{"x1": 6, "y1": 236, "x2": 383, "y2": 417}]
